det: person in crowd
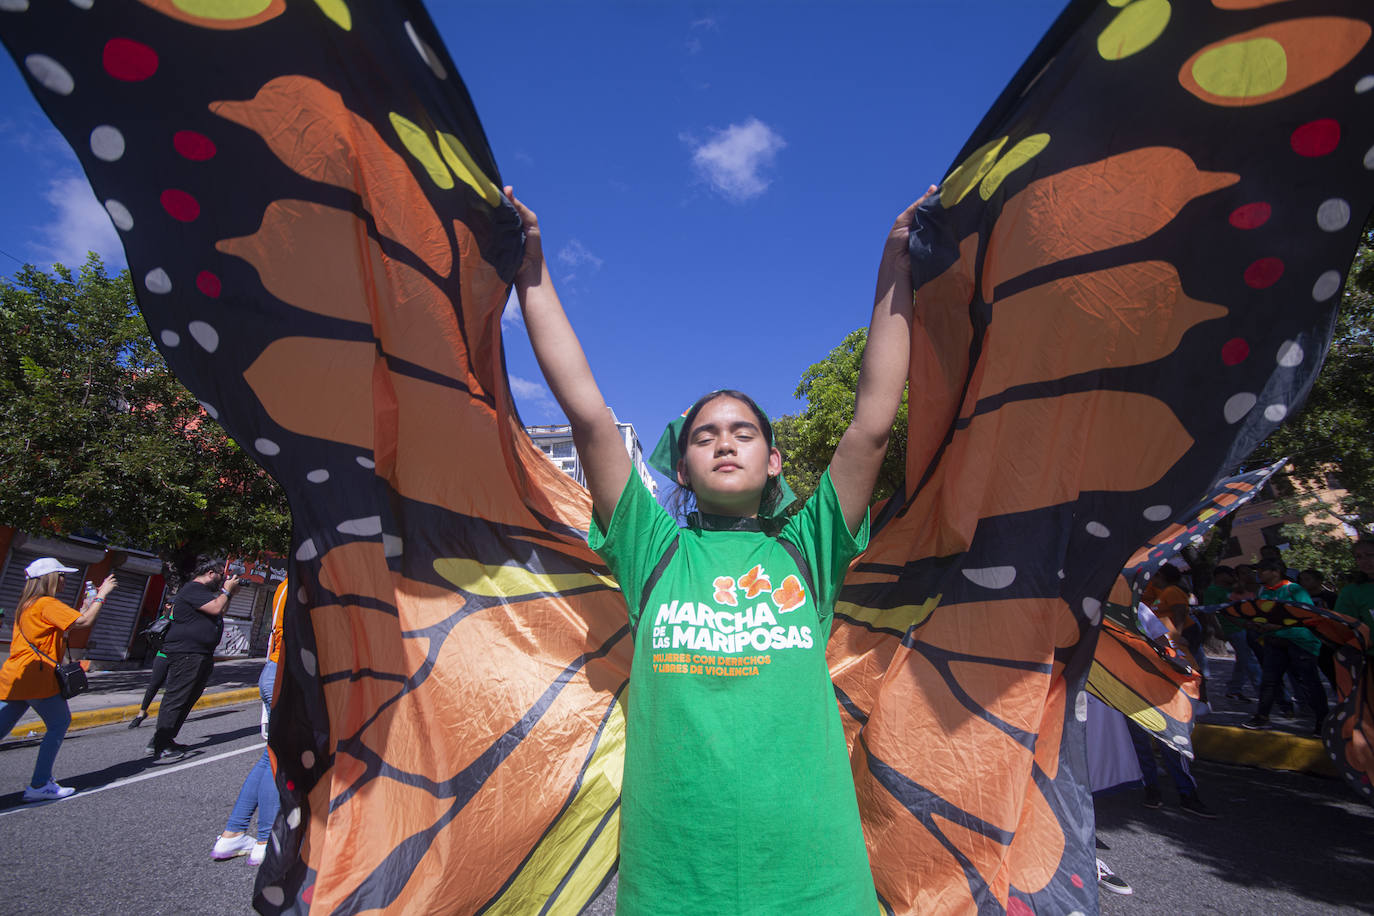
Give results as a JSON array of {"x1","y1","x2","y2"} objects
[
  {"x1": 1205, "y1": 566, "x2": 1261, "y2": 700},
  {"x1": 129, "y1": 599, "x2": 173, "y2": 729},
  {"x1": 211, "y1": 578, "x2": 287, "y2": 865},
  {"x1": 1259, "y1": 544, "x2": 1298, "y2": 580},
  {"x1": 1150, "y1": 564, "x2": 1204, "y2": 683},
  {"x1": 146, "y1": 560, "x2": 241, "y2": 761},
  {"x1": 1334, "y1": 536, "x2": 1374, "y2": 656},
  {"x1": 1244, "y1": 559, "x2": 1327, "y2": 733},
  {"x1": 1298, "y1": 569, "x2": 1337, "y2": 609},
  {"x1": 0, "y1": 558, "x2": 117, "y2": 800}
]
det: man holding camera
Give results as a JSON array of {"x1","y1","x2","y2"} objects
[{"x1": 147, "y1": 560, "x2": 241, "y2": 761}]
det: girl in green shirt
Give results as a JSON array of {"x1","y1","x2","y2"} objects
[{"x1": 506, "y1": 184, "x2": 934, "y2": 914}]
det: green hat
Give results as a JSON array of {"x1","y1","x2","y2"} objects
[{"x1": 648, "y1": 391, "x2": 797, "y2": 517}]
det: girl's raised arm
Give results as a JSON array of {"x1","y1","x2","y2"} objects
[
  {"x1": 506, "y1": 188, "x2": 631, "y2": 523},
  {"x1": 828, "y1": 186, "x2": 938, "y2": 535}
]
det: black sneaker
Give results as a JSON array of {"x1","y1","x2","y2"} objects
[
  {"x1": 1179, "y1": 795, "x2": 1217, "y2": 819},
  {"x1": 1242, "y1": 716, "x2": 1271, "y2": 730},
  {"x1": 127, "y1": 712, "x2": 147, "y2": 729},
  {"x1": 1097, "y1": 859, "x2": 1132, "y2": 895},
  {"x1": 1142, "y1": 786, "x2": 1163, "y2": 809},
  {"x1": 167, "y1": 740, "x2": 192, "y2": 753}
]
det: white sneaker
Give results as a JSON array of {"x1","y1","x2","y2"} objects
[
  {"x1": 22, "y1": 779, "x2": 75, "y2": 802},
  {"x1": 211, "y1": 833, "x2": 257, "y2": 860},
  {"x1": 249, "y1": 840, "x2": 268, "y2": 866}
]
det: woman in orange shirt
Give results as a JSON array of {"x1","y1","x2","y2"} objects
[{"x1": 0, "y1": 557, "x2": 116, "y2": 801}]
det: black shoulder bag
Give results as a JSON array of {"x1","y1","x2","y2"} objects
[{"x1": 19, "y1": 619, "x2": 89, "y2": 700}]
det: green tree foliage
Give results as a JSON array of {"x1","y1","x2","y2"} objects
[
  {"x1": 1249, "y1": 222, "x2": 1374, "y2": 579},
  {"x1": 0, "y1": 256, "x2": 289, "y2": 574},
  {"x1": 775, "y1": 329, "x2": 907, "y2": 505}
]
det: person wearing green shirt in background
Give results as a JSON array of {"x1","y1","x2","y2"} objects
[
  {"x1": 1244, "y1": 559, "x2": 1328, "y2": 734},
  {"x1": 1205, "y1": 567, "x2": 1262, "y2": 700},
  {"x1": 1333, "y1": 537, "x2": 1374, "y2": 658}
]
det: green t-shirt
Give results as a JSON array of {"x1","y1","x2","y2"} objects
[
  {"x1": 1334, "y1": 581, "x2": 1374, "y2": 656},
  {"x1": 1201, "y1": 584, "x2": 1239, "y2": 634},
  {"x1": 1257, "y1": 580, "x2": 1322, "y2": 655},
  {"x1": 590, "y1": 468, "x2": 878, "y2": 916}
]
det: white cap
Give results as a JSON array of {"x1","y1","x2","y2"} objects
[{"x1": 25, "y1": 557, "x2": 78, "y2": 579}]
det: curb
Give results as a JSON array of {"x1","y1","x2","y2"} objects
[
  {"x1": 1193, "y1": 723, "x2": 1336, "y2": 777},
  {"x1": 4, "y1": 687, "x2": 261, "y2": 740}
]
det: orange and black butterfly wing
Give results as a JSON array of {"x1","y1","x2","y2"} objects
[
  {"x1": 1, "y1": 5, "x2": 631, "y2": 914},
  {"x1": 833, "y1": 1, "x2": 1374, "y2": 913}
]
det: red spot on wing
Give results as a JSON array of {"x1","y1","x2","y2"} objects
[
  {"x1": 102, "y1": 38, "x2": 158, "y2": 82},
  {"x1": 1221, "y1": 338, "x2": 1249, "y2": 365},
  {"x1": 196, "y1": 270, "x2": 221, "y2": 298},
  {"x1": 173, "y1": 129, "x2": 217, "y2": 161},
  {"x1": 161, "y1": 189, "x2": 200, "y2": 222},
  {"x1": 1243, "y1": 257, "x2": 1284, "y2": 289},
  {"x1": 1291, "y1": 118, "x2": 1340, "y2": 157},
  {"x1": 1228, "y1": 202, "x2": 1271, "y2": 229}
]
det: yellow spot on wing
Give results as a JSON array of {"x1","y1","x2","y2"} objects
[
  {"x1": 978, "y1": 133, "x2": 1050, "y2": 200},
  {"x1": 1192, "y1": 37, "x2": 1287, "y2": 99},
  {"x1": 433, "y1": 557, "x2": 617, "y2": 598},
  {"x1": 834, "y1": 595, "x2": 940, "y2": 634},
  {"x1": 485, "y1": 701, "x2": 625, "y2": 915},
  {"x1": 390, "y1": 113, "x2": 454, "y2": 190},
  {"x1": 1087, "y1": 662, "x2": 1168, "y2": 732},
  {"x1": 312, "y1": 0, "x2": 350, "y2": 29},
  {"x1": 171, "y1": 0, "x2": 272, "y2": 18},
  {"x1": 438, "y1": 132, "x2": 504, "y2": 207},
  {"x1": 1098, "y1": 0, "x2": 1171, "y2": 61},
  {"x1": 941, "y1": 136, "x2": 1007, "y2": 206}
]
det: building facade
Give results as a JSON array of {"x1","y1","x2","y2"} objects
[
  {"x1": 527, "y1": 410, "x2": 657, "y2": 497},
  {"x1": 0, "y1": 526, "x2": 283, "y2": 669}
]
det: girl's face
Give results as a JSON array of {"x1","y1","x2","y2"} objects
[
  {"x1": 677, "y1": 396, "x2": 782, "y2": 517},
  {"x1": 1354, "y1": 542, "x2": 1374, "y2": 577}
]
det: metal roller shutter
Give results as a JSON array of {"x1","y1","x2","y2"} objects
[
  {"x1": 85, "y1": 572, "x2": 149, "y2": 662},
  {"x1": 0, "y1": 549, "x2": 86, "y2": 621},
  {"x1": 225, "y1": 583, "x2": 258, "y2": 619}
]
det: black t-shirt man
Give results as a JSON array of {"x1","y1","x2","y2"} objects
[{"x1": 162, "y1": 580, "x2": 224, "y2": 654}]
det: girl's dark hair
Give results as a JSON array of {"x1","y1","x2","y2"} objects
[{"x1": 670, "y1": 389, "x2": 785, "y2": 519}]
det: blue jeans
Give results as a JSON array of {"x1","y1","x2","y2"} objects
[
  {"x1": 1225, "y1": 631, "x2": 1262, "y2": 692},
  {"x1": 1127, "y1": 720, "x2": 1197, "y2": 797},
  {"x1": 0, "y1": 694, "x2": 72, "y2": 788},
  {"x1": 225, "y1": 662, "x2": 279, "y2": 840}
]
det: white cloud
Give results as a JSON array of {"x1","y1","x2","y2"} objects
[
  {"x1": 686, "y1": 16, "x2": 717, "y2": 52},
  {"x1": 557, "y1": 239, "x2": 603, "y2": 272},
  {"x1": 509, "y1": 373, "x2": 558, "y2": 418},
  {"x1": 685, "y1": 118, "x2": 785, "y2": 202},
  {"x1": 33, "y1": 174, "x2": 125, "y2": 269},
  {"x1": 501, "y1": 288, "x2": 522, "y2": 329}
]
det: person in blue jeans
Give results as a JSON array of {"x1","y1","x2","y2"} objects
[{"x1": 210, "y1": 660, "x2": 279, "y2": 864}]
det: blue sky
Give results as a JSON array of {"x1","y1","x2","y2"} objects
[{"x1": 0, "y1": 1, "x2": 1066, "y2": 489}]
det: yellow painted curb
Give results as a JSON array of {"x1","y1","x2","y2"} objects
[
  {"x1": 3, "y1": 687, "x2": 261, "y2": 740},
  {"x1": 1193, "y1": 723, "x2": 1337, "y2": 777}
]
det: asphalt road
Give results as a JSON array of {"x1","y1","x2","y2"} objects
[{"x1": 3, "y1": 704, "x2": 1370, "y2": 914}]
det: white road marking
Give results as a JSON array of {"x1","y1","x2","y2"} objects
[{"x1": 0, "y1": 742, "x2": 264, "y2": 818}]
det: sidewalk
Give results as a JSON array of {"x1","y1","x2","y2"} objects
[
  {"x1": 1192, "y1": 651, "x2": 1338, "y2": 777},
  {"x1": 3, "y1": 655, "x2": 265, "y2": 739}
]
